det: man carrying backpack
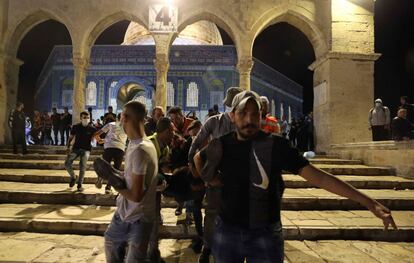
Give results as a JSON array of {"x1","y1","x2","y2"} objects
[{"x1": 368, "y1": 98, "x2": 391, "y2": 141}]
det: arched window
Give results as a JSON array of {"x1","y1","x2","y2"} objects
[
  {"x1": 62, "y1": 90, "x2": 72, "y2": 107},
  {"x1": 186, "y1": 82, "x2": 199, "y2": 107},
  {"x1": 167, "y1": 82, "x2": 175, "y2": 107},
  {"x1": 271, "y1": 99, "x2": 276, "y2": 116},
  {"x1": 210, "y1": 91, "x2": 223, "y2": 109},
  {"x1": 86, "y1": 81, "x2": 97, "y2": 106},
  {"x1": 288, "y1": 105, "x2": 292, "y2": 123},
  {"x1": 108, "y1": 81, "x2": 118, "y2": 110},
  {"x1": 280, "y1": 102, "x2": 284, "y2": 119}
]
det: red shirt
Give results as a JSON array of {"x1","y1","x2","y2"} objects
[
  {"x1": 261, "y1": 114, "x2": 280, "y2": 134},
  {"x1": 173, "y1": 117, "x2": 194, "y2": 137}
]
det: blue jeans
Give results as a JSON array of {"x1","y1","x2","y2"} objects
[
  {"x1": 64, "y1": 148, "x2": 90, "y2": 186},
  {"x1": 105, "y1": 213, "x2": 153, "y2": 263},
  {"x1": 212, "y1": 217, "x2": 284, "y2": 263}
]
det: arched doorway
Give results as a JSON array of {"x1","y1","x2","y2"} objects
[
  {"x1": 16, "y1": 19, "x2": 72, "y2": 118},
  {"x1": 167, "y1": 18, "x2": 237, "y2": 121},
  {"x1": 253, "y1": 22, "x2": 315, "y2": 119},
  {"x1": 82, "y1": 18, "x2": 155, "y2": 120}
]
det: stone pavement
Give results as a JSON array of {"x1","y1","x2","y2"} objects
[
  {"x1": 0, "y1": 203, "x2": 413, "y2": 240},
  {"x1": 0, "y1": 145, "x2": 413, "y2": 262},
  {"x1": 1, "y1": 232, "x2": 413, "y2": 263}
]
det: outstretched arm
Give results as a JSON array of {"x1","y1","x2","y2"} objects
[{"x1": 299, "y1": 164, "x2": 397, "y2": 230}]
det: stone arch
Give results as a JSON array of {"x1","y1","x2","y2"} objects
[
  {"x1": 173, "y1": 10, "x2": 241, "y2": 53},
  {"x1": 81, "y1": 11, "x2": 148, "y2": 59},
  {"x1": 0, "y1": 9, "x2": 74, "y2": 143},
  {"x1": 250, "y1": 4, "x2": 328, "y2": 59},
  {"x1": 4, "y1": 9, "x2": 74, "y2": 57}
]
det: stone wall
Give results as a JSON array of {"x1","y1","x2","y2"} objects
[{"x1": 330, "y1": 141, "x2": 414, "y2": 179}]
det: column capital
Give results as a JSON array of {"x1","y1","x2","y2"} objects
[
  {"x1": 237, "y1": 57, "x2": 254, "y2": 73},
  {"x1": 72, "y1": 56, "x2": 90, "y2": 71},
  {"x1": 309, "y1": 51, "x2": 381, "y2": 71}
]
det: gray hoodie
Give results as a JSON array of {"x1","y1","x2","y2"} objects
[{"x1": 369, "y1": 105, "x2": 391, "y2": 126}]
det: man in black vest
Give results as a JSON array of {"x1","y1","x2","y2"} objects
[{"x1": 194, "y1": 91, "x2": 397, "y2": 263}]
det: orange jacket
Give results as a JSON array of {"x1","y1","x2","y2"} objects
[{"x1": 261, "y1": 114, "x2": 280, "y2": 134}]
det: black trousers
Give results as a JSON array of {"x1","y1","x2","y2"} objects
[
  {"x1": 102, "y1": 148, "x2": 124, "y2": 188},
  {"x1": 60, "y1": 127, "x2": 70, "y2": 145},
  {"x1": 192, "y1": 189, "x2": 206, "y2": 238},
  {"x1": 372, "y1": 125, "x2": 390, "y2": 141},
  {"x1": 12, "y1": 129, "x2": 27, "y2": 154},
  {"x1": 42, "y1": 128, "x2": 52, "y2": 145},
  {"x1": 53, "y1": 127, "x2": 60, "y2": 145}
]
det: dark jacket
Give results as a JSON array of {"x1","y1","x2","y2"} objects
[
  {"x1": 392, "y1": 117, "x2": 413, "y2": 140},
  {"x1": 9, "y1": 109, "x2": 26, "y2": 131}
]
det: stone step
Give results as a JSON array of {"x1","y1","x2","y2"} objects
[
  {"x1": 0, "y1": 148, "x2": 104, "y2": 155},
  {"x1": 0, "y1": 145, "x2": 72, "y2": 149},
  {"x1": 1, "y1": 182, "x2": 413, "y2": 210},
  {"x1": 0, "y1": 204, "x2": 412, "y2": 242},
  {"x1": 2, "y1": 232, "x2": 414, "y2": 263},
  {"x1": 0, "y1": 169, "x2": 412, "y2": 189},
  {"x1": 0, "y1": 153, "x2": 362, "y2": 165},
  {"x1": 0, "y1": 145, "x2": 340, "y2": 158},
  {"x1": 0, "y1": 159, "x2": 394, "y2": 175}
]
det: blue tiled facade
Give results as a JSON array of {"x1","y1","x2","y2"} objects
[{"x1": 35, "y1": 45, "x2": 303, "y2": 122}]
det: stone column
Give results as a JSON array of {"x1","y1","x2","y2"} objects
[
  {"x1": 153, "y1": 33, "x2": 173, "y2": 112},
  {"x1": 154, "y1": 54, "x2": 169, "y2": 111},
  {"x1": 0, "y1": 53, "x2": 23, "y2": 144},
  {"x1": 237, "y1": 57, "x2": 254, "y2": 90},
  {"x1": 71, "y1": 56, "x2": 89, "y2": 124},
  {"x1": 310, "y1": 52, "x2": 380, "y2": 153}
]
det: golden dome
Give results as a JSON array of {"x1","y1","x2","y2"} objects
[{"x1": 123, "y1": 20, "x2": 223, "y2": 45}]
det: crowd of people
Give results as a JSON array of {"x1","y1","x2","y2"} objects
[
  {"x1": 7, "y1": 89, "x2": 400, "y2": 262},
  {"x1": 368, "y1": 96, "x2": 414, "y2": 141},
  {"x1": 8, "y1": 104, "x2": 124, "y2": 154},
  {"x1": 56, "y1": 87, "x2": 394, "y2": 262}
]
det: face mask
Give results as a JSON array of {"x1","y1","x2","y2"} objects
[
  {"x1": 81, "y1": 119, "x2": 89, "y2": 127},
  {"x1": 375, "y1": 103, "x2": 381, "y2": 107}
]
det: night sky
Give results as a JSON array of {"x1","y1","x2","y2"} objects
[{"x1": 16, "y1": 0, "x2": 414, "y2": 118}]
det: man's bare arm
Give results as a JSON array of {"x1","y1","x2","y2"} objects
[
  {"x1": 193, "y1": 152, "x2": 204, "y2": 177},
  {"x1": 117, "y1": 173, "x2": 145, "y2": 203},
  {"x1": 299, "y1": 164, "x2": 397, "y2": 230}
]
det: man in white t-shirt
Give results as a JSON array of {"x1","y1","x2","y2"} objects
[
  {"x1": 104, "y1": 101, "x2": 158, "y2": 263},
  {"x1": 94, "y1": 113, "x2": 127, "y2": 193}
]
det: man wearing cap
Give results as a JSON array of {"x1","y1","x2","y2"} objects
[
  {"x1": 188, "y1": 86, "x2": 242, "y2": 262},
  {"x1": 368, "y1": 98, "x2": 391, "y2": 141},
  {"x1": 194, "y1": 90, "x2": 397, "y2": 263}
]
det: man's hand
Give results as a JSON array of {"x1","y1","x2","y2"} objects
[{"x1": 368, "y1": 201, "x2": 398, "y2": 231}]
